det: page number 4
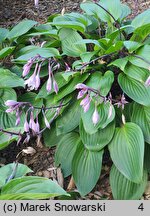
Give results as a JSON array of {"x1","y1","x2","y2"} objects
[{"x1": 138, "y1": 203, "x2": 144, "y2": 211}]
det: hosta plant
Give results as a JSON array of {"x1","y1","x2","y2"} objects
[
  {"x1": 0, "y1": 0, "x2": 150, "y2": 199},
  {"x1": 0, "y1": 163, "x2": 68, "y2": 200}
]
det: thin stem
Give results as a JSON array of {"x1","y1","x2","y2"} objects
[
  {"x1": 133, "y1": 55, "x2": 150, "y2": 66},
  {"x1": 94, "y1": 1, "x2": 122, "y2": 40},
  {"x1": 0, "y1": 128, "x2": 22, "y2": 136},
  {"x1": 76, "y1": 52, "x2": 115, "y2": 71}
]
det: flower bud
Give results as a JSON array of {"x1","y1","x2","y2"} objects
[
  {"x1": 53, "y1": 79, "x2": 59, "y2": 94},
  {"x1": 92, "y1": 106, "x2": 100, "y2": 125}
]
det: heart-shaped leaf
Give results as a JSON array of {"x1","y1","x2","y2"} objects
[
  {"x1": 79, "y1": 120, "x2": 115, "y2": 151},
  {"x1": 72, "y1": 142, "x2": 103, "y2": 196},
  {"x1": 81, "y1": 101, "x2": 115, "y2": 134},
  {"x1": 118, "y1": 73, "x2": 150, "y2": 106},
  {"x1": 110, "y1": 165, "x2": 148, "y2": 200},
  {"x1": 131, "y1": 103, "x2": 150, "y2": 144},
  {"x1": 109, "y1": 122, "x2": 144, "y2": 183},
  {"x1": 0, "y1": 176, "x2": 68, "y2": 200},
  {"x1": 55, "y1": 132, "x2": 80, "y2": 177}
]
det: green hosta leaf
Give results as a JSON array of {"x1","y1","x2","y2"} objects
[
  {"x1": 37, "y1": 72, "x2": 69, "y2": 99},
  {"x1": 56, "y1": 100, "x2": 81, "y2": 135},
  {"x1": 124, "y1": 64, "x2": 149, "y2": 83},
  {"x1": 86, "y1": 71, "x2": 114, "y2": 96},
  {"x1": 81, "y1": 0, "x2": 130, "y2": 23},
  {"x1": 59, "y1": 28, "x2": 86, "y2": 57},
  {"x1": 0, "y1": 68, "x2": 24, "y2": 88},
  {"x1": 129, "y1": 45, "x2": 150, "y2": 69},
  {"x1": 0, "y1": 47, "x2": 15, "y2": 59},
  {"x1": 0, "y1": 127, "x2": 24, "y2": 150},
  {"x1": 51, "y1": 21, "x2": 86, "y2": 32},
  {"x1": 0, "y1": 88, "x2": 25, "y2": 129},
  {"x1": 18, "y1": 92, "x2": 43, "y2": 117},
  {"x1": 43, "y1": 123, "x2": 61, "y2": 147},
  {"x1": 15, "y1": 47, "x2": 60, "y2": 62},
  {"x1": 0, "y1": 28, "x2": 9, "y2": 42},
  {"x1": 110, "y1": 165, "x2": 148, "y2": 200},
  {"x1": 123, "y1": 41, "x2": 142, "y2": 53},
  {"x1": 109, "y1": 57, "x2": 128, "y2": 71},
  {"x1": 131, "y1": 103, "x2": 150, "y2": 144},
  {"x1": 131, "y1": 9, "x2": 150, "y2": 29},
  {"x1": 54, "y1": 73, "x2": 89, "y2": 102},
  {"x1": 109, "y1": 122, "x2": 144, "y2": 183},
  {"x1": 118, "y1": 73, "x2": 150, "y2": 106},
  {"x1": 80, "y1": 120, "x2": 115, "y2": 151},
  {"x1": 132, "y1": 23, "x2": 150, "y2": 41},
  {"x1": 105, "y1": 41, "x2": 123, "y2": 54},
  {"x1": 72, "y1": 142, "x2": 103, "y2": 196},
  {"x1": 81, "y1": 101, "x2": 115, "y2": 134},
  {"x1": 0, "y1": 88, "x2": 16, "y2": 111},
  {"x1": 0, "y1": 163, "x2": 32, "y2": 188},
  {"x1": 7, "y1": 20, "x2": 37, "y2": 40},
  {"x1": 55, "y1": 132, "x2": 80, "y2": 177},
  {"x1": 0, "y1": 176, "x2": 68, "y2": 200}
]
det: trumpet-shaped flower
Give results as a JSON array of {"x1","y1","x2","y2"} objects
[{"x1": 92, "y1": 106, "x2": 100, "y2": 125}]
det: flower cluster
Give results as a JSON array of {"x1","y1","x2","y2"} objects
[
  {"x1": 5, "y1": 100, "x2": 27, "y2": 126},
  {"x1": 4, "y1": 99, "x2": 62, "y2": 141},
  {"x1": 22, "y1": 56, "x2": 60, "y2": 93},
  {"x1": 76, "y1": 83, "x2": 128, "y2": 126},
  {"x1": 76, "y1": 83, "x2": 102, "y2": 126}
]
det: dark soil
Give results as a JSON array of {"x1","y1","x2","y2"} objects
[{"x1": 0, "y1": 0, "x2": 150, "y2": 27}]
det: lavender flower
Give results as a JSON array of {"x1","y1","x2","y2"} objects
[
  {"x1": 29, "y1": 111, "x2": 37, "y2": 132},
  {"x1": 5, "y1": 100, "x2": 19, "y2": 107},
  {"x1": 53, "y1": 79, "x2": 59, "y2": 94},
  {"x1": 15, "y1": 110, "x2": 21, "y2": 126},
  {"x1": 24, "y1": 119, "x2": 29, "y2": 132},
  {"x1": 80, "y1": 94, "x2": 91, "y2": 113},
  {"x1": 114, "y1": 94, "x2": 128, "y2": 110},
  {"x1": 76, "y1": 83, "x2": 88, "y2": 90},
  {"x1": 77, "y1": 89, "x2": 87, "y2": 99},
  {"x1": 22, "y1": 59, "x2": 33, "y2": 77},
  {"x1": 25, "y1": 63, "x2": 38, "y2": 90},
  {"x1": 145, "y1": 76, "x2": 150, "y2": 87},
  {"x1": 42, "y1": 110, "x2": 50, "y2": 129},
  {"x1": 92, "y1": 106, "x2": 100, "y2": 125},
  {"x1": 46, "y1": 76, "x2": 52, "y2": 93}
]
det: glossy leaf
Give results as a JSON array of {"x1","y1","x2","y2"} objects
[
  {"x1": 129, "y1": 45, "x2": 150, "y2": 69},
  {"x1": 0, "y1": 47, "x2": 15, "y2": 59},
  {"x1": 43, "y1": 123, "x2": 61, "y2": 147},
  {"x1": 54, "y1": 73, "x2": 89, "y2": 102},
  {"x1": 123, "y1": 41, "x2": 142, "y2": 53},
  {"x1": 55, "y1": 132, "x2": 80, "y2": 177},
  {"x1": 118, "y1": 73, "x2": 150, "y2": 106},
  {"x1": 56, "y1": 100, "x2": 81, "y2": 135},
  {"x1": 86, "y1": 71, "x2": 114, "y2": 96},
  {"x1": 110, "y1": 165, "x2": 148, "y2": 200},
  {"x1": 124, "y1": 64, "x2": 149, "y2": 82},
  {"x1": 0, "y1": 176, "x2": 68, "y2": 200},
  {"x1": 0, "y1": 163, "x2": 32, "y2": 188},
  {"x1": 109, "y1": 122, "x2": 144, "y2": 183},
  {"x1": 0, "y1": 127, "x2": 24, "y2": 150},
  {"x1": 0, "y1": 28, "x2": 9, "y2": 42},
  {"x1": 7, "y1": 20, "x2": 37, "y2": 39},
  {"x1": 15, "y1": 47, "x2": 60, "y2": 62},
  {"x1": 79, "y1": 120, "x2": 115, "y2": 151},
  {"x1": 72, "y1": 142, "x2": 103, "y2": 196},
  {"x1": 131, "y1": 103, "x2": 150, "y2": 144},
  {"x1": 131, "y1": 9, "x2": 150, "y2": 29},
  {"x1": 0, "y1": 68, "x2": 24, "y2": 88},
  {"x1": 59, "y1": 28, "x2": 86, "y2": 57}
]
